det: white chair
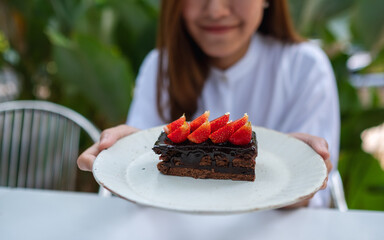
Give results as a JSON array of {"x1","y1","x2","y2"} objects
[
  {"x1": 0, "y1": 100, "x2": 109, "y2": 195},
  {"x1": 330, "y1": 170, "x2": 348, "y2": 211}
]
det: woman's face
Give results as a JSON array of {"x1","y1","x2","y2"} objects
[{"x1": 183, "y1": 0, "x2": 265, "y2": 69}]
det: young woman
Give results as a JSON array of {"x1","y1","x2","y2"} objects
[{"x1": 78, "y1": 0, "x2": 338, "y2": 208}]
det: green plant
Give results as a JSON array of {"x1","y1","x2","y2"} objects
[{"x1": 1, "y1": 0, "x2": 159, "y2": 127}]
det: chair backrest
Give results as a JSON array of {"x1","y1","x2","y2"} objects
[
  {"x1": 330, "y1": 170, "x2": 348, "y2": 211},
  {"x1": 0, "y1": 100, "x2": 100, "y2": 191}
]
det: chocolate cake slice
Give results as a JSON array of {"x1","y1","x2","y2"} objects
[{"x1": 152, "y1": 131, "x2": 258, "y2": 181}]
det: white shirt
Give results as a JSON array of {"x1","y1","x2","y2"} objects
[{"x1": 127, "y1": 33, "x2": 340, "y2": 208}]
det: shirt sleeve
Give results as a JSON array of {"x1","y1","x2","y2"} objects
[
  {"x1": 281, "y1": 43, "x2": 340, "y2": 165},
  {"x1": 126, "y1": 50, "x2": 166, "y2": 129},
  {"x1": 279, "y1": 43, "x2": 340, "y2": 207}
]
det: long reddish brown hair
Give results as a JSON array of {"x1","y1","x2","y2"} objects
[{"x1": 156, "y1": 0, "x2": 304, "y2": 122}]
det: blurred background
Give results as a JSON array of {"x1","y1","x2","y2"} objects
[{"x1": 0, "y1": 0, "x2": 383, "y2": 210}]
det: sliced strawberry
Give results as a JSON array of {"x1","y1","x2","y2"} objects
[
  {"x1": 167, "y1": 121, "x2": 190, "y2": 143},
  {"x1": 164, "y1": 114, "x2": 186, "y2": 134},
  {"x1": 190, "y1": 111, "x2": 210, "y2": 132},
  {"x1": 209, "y1": 122, "x2": 234, "y2": 144},
  {"x1": 210, "y1": 112, "x2": 230, "y2": 133},
  {"x1": 188, "y1": 120, "x2": 211, "y2": 143},
  {"x1": 230, "y1": 113, "x2": 248, "y2": 132},
  {"x1": 229, "y1": 122, "x2": 252, "y2": 145}
]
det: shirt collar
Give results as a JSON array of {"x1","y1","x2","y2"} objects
[{"x1": 209, "y1": 33, "x2": 261, "y2": 83}]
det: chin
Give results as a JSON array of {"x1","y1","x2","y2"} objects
[{"x1": 203, "y1": 47, "x2": 237, "y2": 59}]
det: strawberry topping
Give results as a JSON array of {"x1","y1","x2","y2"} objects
[
  {"x1": 229, "y1": 122, "x2": 252, "y2": 145},
  {"x1": 164, "y1": 114, "x2": 186, "y2": 134},
  {"x1": 190, "y1": 111, "x2": 210, "y2": 132},
  {"x1": 230, "y1": 113, "x2": 248, "y2": 132},
  {"x1": 209, "y1": 122, "x2": 234, "y2": 144},
  {"x1": 167, "y1": 121, "x2": 190, "y2": 143},
  {"x1": 188, "y1": 120, "x2": 211, "y2": 143},
  {"x1": 210, "y1": 112, "x2": 230, "y2": 133},
  {"x1": 165, "y1": 111, "x2": 252, "y2": 145}
]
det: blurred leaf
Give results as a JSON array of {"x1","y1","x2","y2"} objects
[
  {"x1": 318, "y1": 24, "x2": 337, "y2": 45},
  {"x1": 115, "y1": 19, "x2": 156, "y2": 74},
  {"x1": 111, "y1": 0, "x2": 158, "y2": 73},
  {"x1": 289, "y1": 0, "x2": 356, "y2": 36},
  {"x1": 49, "y1": 0, "x2": 92, "y2": 33},
  {"x1": 338, "y1": 79, "x2": 362, "y2": 115},
  {"x1": 287, "y1": 0, "x2": 307, "y2": 29},
  {"x1": 46, "y1": 24, "x2": 74, "y2": 48},
  {"x1": 360, "y1": 48, "x2": 384, "y2": 73},
  {"x1": 340, "y1": 109, "x2": 384, "y2": 150},
  {"x1": 326, "y1": 14, "x2": 351, "y2": 44},
  {"x1": 52, "y1": 33, "x2": 134, "y2": 124},
  {"x1": 73, "y1": 5, "x2": 117, "y2": 45},
  {"x1": 328, "y1": 52, "x2": 362, "y2": 115},
  {"x1": 339, "y1": 150, "x2": 384, "y2": 210},
  {"x1": 109, "y1": 0, "x2": 155, "y2": 36},
  {"x1": 4, "y1": 0, "x2": 53, "y2": 61},
  {"x1": 351, "y1": 0, "x2": 384, "y2": 51}
]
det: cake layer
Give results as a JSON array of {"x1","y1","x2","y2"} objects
[
  {"x1": 157, "y1": 162, "x2": 255, "y2": 181},
  {"x1": 158, "y1": 158, "x2": 255, "y2": 174}
]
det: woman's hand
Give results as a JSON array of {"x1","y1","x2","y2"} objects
[
  {"x1": 77, "y1": 124, "x2": 139, "y2": 171},
  {"x1": 283, "y1": 133, "x2": 332, "y2": 208}
]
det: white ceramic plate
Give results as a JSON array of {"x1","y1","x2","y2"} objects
[{"x1": 93, "y1": 126, "x2": 327, "y2": 214}]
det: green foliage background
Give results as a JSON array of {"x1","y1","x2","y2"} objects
[{"x1": 1, "y1": 0, "x2": 383, "y2": 210}]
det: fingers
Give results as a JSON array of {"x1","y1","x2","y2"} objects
[
  {"x1": 320, "y1": 176, "x2": 329, "y2": 190},
  {"x1": 77, "y1": 142, "x2": 99, "y2": 171},
  {"x1": 78, "y1": 125, "x2": 140, "y2": 172},
  {"x1": 324, "y1": 158, "x2": 333, "y2": 174},
  {"x1": 289, "y1": 133, "x2": 329, "y2": 160},
  {"x1": 281, "y1": 176, "x2": 330, "y2": 209},
  {"x1": 98, "y1": 125, "x2": 140, "y2": 151},
  {"x1": 281, "y1": 193, "x2": 315, "y2": 209},
  {"x1": 289, "y1": 133, "x2": 332, "y2": 174},
  {"x1": 280, "y1": 199, "x2": 310, "y2": 209}
]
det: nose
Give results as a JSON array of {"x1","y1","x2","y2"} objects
[{"x1": 204, "y1": 0, "x2": 231, "y2": 19}]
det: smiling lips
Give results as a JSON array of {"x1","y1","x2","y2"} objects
[{"x1": 201, "y1": 25, "x2": 238, "y2": 34}]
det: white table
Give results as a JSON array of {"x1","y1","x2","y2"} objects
[{"x1": 0, "y1": 187, "x2": 383, "y2": 240}]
